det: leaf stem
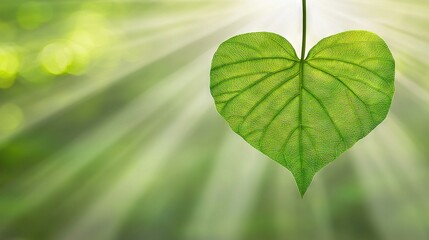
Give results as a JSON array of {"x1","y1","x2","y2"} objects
[
  {"x1": 300, "y1": 0, "x2": 307, "y2": 60},
  {"x1": 297, "y1": 0, "x2": 307, "y2": 196}
]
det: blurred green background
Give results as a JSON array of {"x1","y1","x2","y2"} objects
[{"x1": 0, "y1": 0, "x2": 428, "y2": 239}]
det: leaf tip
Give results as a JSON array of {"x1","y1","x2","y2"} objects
[
  {"x1": 297, "y1": 181, "x2": 310, "y2": 198},
  {"x1": 293, "y1": 171, "x2": 315, "y2": 198}
]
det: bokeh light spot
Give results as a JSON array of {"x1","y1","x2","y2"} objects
[
  {"x1": 0, "y1": 46, "x2": 20, "y2": 89},
  {"x1": 68, "y1": 30, "x2": 95, "y2": 50},
  {"x1": 66, "y1": 43, "x2": 90, "y2": 75},
  {"x1": 39, "y1": 42, "x2": 73, "y2": 75}
]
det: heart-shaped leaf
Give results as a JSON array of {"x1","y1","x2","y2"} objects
[{"x1": 210, "y1": 31, "x2": 395, "y2": 196}]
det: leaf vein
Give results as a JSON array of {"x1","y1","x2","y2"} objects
[
  {"x1": 220, "y1": 63, "x2": 299, "y2": 114},
  {"x1": 309, "y1": 41, "x2": 385, "y2": 58},
  {"x1": 238, "y1": 72, "x2": 300, "y2": 132},
  {"x1": 306, "y1": 62, "x2": 376, "y2": 125},
  {"x1": 223, "y1": 41, "x2": 264, "y2": 55},
  {"x1": 303, "y1": 87, "x2": 347, "y2": 147},
  {"x1": 308, "y1": 57, "x2": 392, "y2": 86},
  {"x1": 212, "y1": 57, "x2": 298, "y2": 71},
  {"x1": 258, "y1": 94, "x2": 300, "y2": 148},
  {"x1": 302, "y1": 128, "x2": 323, "y2": 167},
  {"x1": 210, "y1": 71, "x2": 269, "y2": 89},
  {"x1": 281, "y1": 127, "x2": 299, "y2": 166},
  {"x1": 267, "y1": 36, "x2": 299, "y2": 60}
]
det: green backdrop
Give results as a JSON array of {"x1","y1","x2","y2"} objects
[{"x1": 0, "y1": 0, "x2": 428, "y2": 239}]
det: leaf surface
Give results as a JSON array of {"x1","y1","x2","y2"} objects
[{"x1": 210, "y1": 31, "x2": 395, "y2": 196}]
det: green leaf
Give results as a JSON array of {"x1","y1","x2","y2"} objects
[{"x1": 210, "y1": 31, "x2": 395, "y2": 196}]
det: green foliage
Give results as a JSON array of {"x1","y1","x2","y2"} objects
[{"x1": 210, "y1": 31, "x2": 395, "y2": 195}]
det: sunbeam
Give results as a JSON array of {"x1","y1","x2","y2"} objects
[{"x1": 1, "y1": 0, "x2": 429, "y2": 239}]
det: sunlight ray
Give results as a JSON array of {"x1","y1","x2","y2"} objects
[
  {"x1": 0, "y1": 53, "x2": 213, "y2": 230},
  {"x1": 0, "y1": 6, "x2": 255, "y2": 146},
  {"x1": 184, "y1": 9, "x2": 303, "y2": 238},
  {"x1": 185, "y1": 133, "x2": 267, "y2": 240},
  {"x1": 1, "y1": 0, "x2": 429, "y2": 239},
  {"x1": 56, "y1": 92, "x2": 210, "y2": 240},
  {"x1": 351, "y1": 116, "x2": 429, "y2": 240}
]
